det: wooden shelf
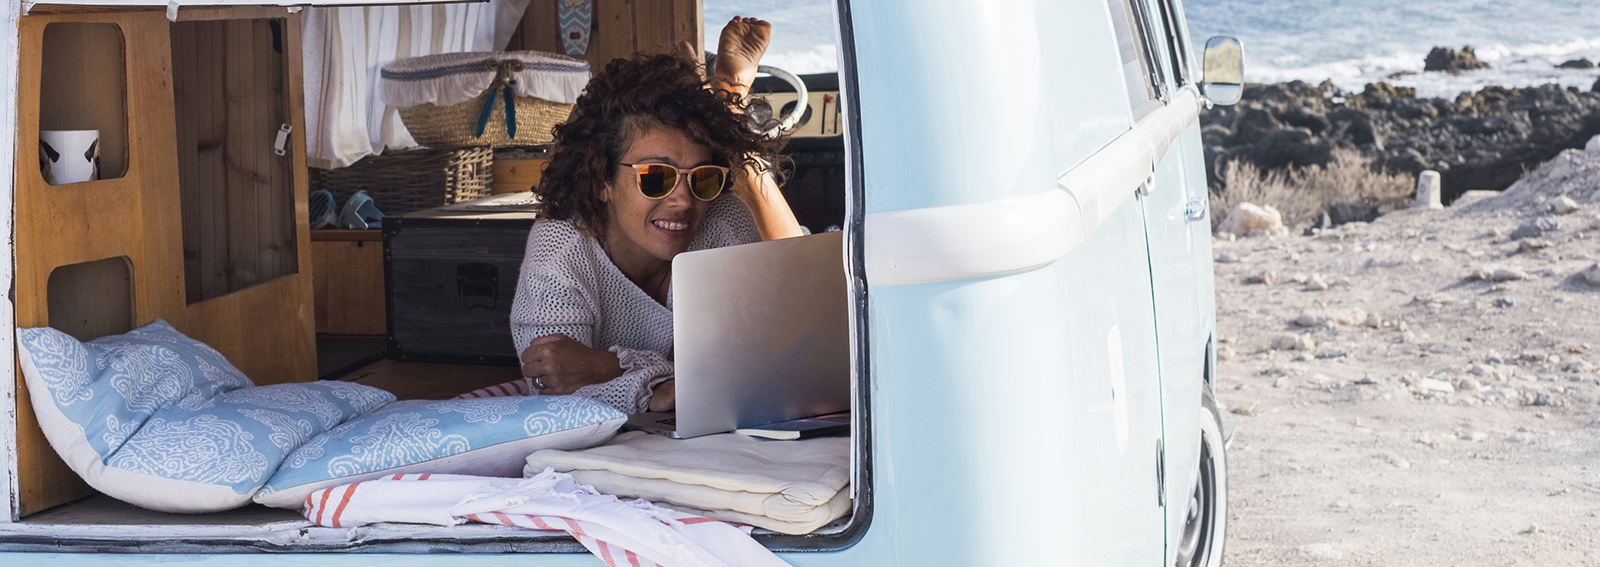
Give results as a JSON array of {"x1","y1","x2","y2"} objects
[{"x1": 311, "y1": 229, "x2": 382, "y2": 242}]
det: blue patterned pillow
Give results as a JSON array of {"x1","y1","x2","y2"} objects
[
  {"x1": 16, "y1": 321, "x2": 395, "y2": 512},
  {"x1": 255, "y1": 396, "x2": 626, "y2": 508}
]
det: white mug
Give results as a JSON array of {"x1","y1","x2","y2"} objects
[{"x1": 39, "y1": 129, "x2": 101, "y2": 185}]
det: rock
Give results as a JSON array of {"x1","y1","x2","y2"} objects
[
  {"x1": 1460, "y1": 430, "x2": 1490, "y2": 442},
  {"x1": 1217, "y1": 203, "x2": 1289, "y2": 238},
  {"x1": 1304, "y1": 276, "x2": 1331, "y2": 291},
  {"x1": 1511, "y1": 217, "x2": 1560, "y2": 240},
  {"x1": 1273, "y1": 334, "x2": 1317, "y2": 351},
  {"x1": 1516, "y1": 239, "x2": 1553, "y2": 253},
  {"x1": 1532, "y1": 392, "x2": 1554, "y2": 406},
  {"x1": 1549, "y1": 195, "x2": 1581, "y2": 214},
  {"x1": 1580, "y1": 263, "x2": 1600, "y2": 286},
  {"x1": 1387, "y1": 455, "x2": 1411, "y2": 469},
  {"x1": 1411, "y1": 170, "x2": 1444, "y2": 209},
  {"x1": 1492, "y1": 268, "x2": 1530, "y2": 281},
  {"x1": 1217, "y1": 346, "x2": 1238, "y2": 362},
  {"x1": 1418, "y1": 378, "x2": 1456, "y2": 393},
  {"x1": 1458, "y1": 377, "x2": 1483, "y2": 391},
  {"x1": 1424, "y1": 45, "x2": 1490, "y2": 74},
  {"x1": 1216, "y1": 252, "x2": 1241, "y2": 263},
  {"x1": 1562, "y1": 360, "x2": 1593, "y2": 373},
  {"x1": 1315, "y1": 350, "x2": 1348, "y2": 359},
  {"x1": 1428, "y1": 344, "x2": 1464, "y2": 354},
  {"x1": 1245, "y1": 271, "x2": 1280, "y2": 285},
  {"x1": 1558, "y1": 58, "x2": 1595, "y2": 69},
  {"x1": 1294, "y1": 312, "x2": 1326, "y2": 327},
  {"x1": 1495, "y1": 297, "x2": 1517, "y2": 308},
  {"x1": 1364, "y1": 312, "x2": 1383, "y2": 328}
]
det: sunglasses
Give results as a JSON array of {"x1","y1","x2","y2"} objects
[{"x1": 621, "y1": 163, "x2": 729, "y2": 201}]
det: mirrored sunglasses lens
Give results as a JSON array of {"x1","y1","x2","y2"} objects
[
  {"x1": 690, "y1": 167, "x2": 725, "y2": 201},
  {"x1": 636, "y1": 165, "x2": 677, "y2": 198}
]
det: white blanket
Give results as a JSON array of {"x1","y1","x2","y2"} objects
[
  {"x1": 524, "y1": 431, "x2": 852, "y2": 535},
  {"x1": 303, "y1": 471, "x2": 790, "y2": 567}
]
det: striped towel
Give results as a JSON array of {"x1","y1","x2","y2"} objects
[
  {"x1": 454, "y1": 378, "x2": 532, "y2": 399},
  {"x1": 302, "y1": 470, "x2": 789, "y2": 567}
]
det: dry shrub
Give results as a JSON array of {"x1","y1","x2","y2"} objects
[{"x1": 1211, "y1": 148, "x2": 1415, "y2": 231}]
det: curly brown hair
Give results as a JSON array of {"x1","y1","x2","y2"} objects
[{"x1": 533, "y1": 53, "x2": 784, "y2": 235}]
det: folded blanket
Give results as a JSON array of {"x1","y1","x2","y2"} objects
[{"x1": 524, "y1": 431, "x2": 851, "y2": 535}]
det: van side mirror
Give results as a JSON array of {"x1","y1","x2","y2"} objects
[{"x1": 1200, "y1": 36, "x2": 1243, "y2": 106}]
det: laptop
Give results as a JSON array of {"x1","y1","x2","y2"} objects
[{"x1": 625, "y1": 230, "x2": 852, "y2": 438}]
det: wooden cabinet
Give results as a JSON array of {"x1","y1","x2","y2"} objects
[
  {"x1": 311, "y1": 230, "x2": 387, "y2": 335},
  {"x1": 12, "y1": 8, "x2": 316, "y2": 517}
]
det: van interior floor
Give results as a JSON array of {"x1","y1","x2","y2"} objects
[{"x1": 315, "y1": 334, "x2": 388, "y2": 379}]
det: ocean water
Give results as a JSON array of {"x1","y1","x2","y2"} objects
[
  {"x1": 709, "y1": 0, "x2": 1600, "y2": 99},
  {"x1": 1183, "y1": 0, "x2": 1600, "y2": 98}
]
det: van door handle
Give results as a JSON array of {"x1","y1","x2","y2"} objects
[{"x1": 1184, "y1": 198, "x2": 1208, "y2": 222}]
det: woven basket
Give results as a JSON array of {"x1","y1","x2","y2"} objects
[
  {"x1": 399, "y1": 90, "x2": 572, "y2": 149},
  {"x1": 311, "y1": 148, "x2": 493, "y2": 215}
]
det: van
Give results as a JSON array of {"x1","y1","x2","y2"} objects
[{"x1": 0, "y1": 0, "x2": 1241, "y2": 564}]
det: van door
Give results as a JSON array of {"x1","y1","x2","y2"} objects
[{"x1": 1133, "y1": 0, "x2": 1219, "y2": 558}]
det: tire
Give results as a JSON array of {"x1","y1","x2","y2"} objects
[{"x1": 1174, "y1": 390, "x2": 1228, "y2": 567}]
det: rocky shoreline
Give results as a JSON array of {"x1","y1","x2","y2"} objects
[{"x1": 1202, "y1": 77, "x2": 1600, "y2": 204}]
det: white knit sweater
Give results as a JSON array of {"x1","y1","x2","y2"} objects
[{"x1": 510, "y1": 195, "x2": 761, "y2": 414}]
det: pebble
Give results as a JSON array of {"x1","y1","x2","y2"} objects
[
  {"x1": 1273, "y1": 334, "x2": 1316, "y2": 351},
  {"x1": 1549, "y1": 195, "x2": 1581, "y2": 215},
  {"x1": 1315, "y1": 350, "x2": 1348, "y2": 359},
  {"x1": 1581, "y1": 263, "x2": 1600, "y2": 286},
  {"x1": 1291, "y1": 273, "x2": 1310, "y2": 284},
  {"x1": 1216, "y1": 253, "x2": 1241, "y2": 263},
  {"x1": 1460, "y1": 430, "x2": 1490, "y2": 442},
  {"x1": 1532, "y1": 392, "x2": 1554, "y2": 406},
  {"x1": 1563, "y1": 360, "x2": 1593, "y2": 373},
  {"x1": 1418, "y1": 378, "x2": 1456, "y2": 393},
  {"x1": 1458, "y1": 377, "x2": 1483, "y2": 391},
  {"x1": 1511, "y1": 216, "x2": 1560, "y2": 240},
  {"x1": 1387, "y1": 455, "x2": 1411, "y2": 469},
  {"x1": 1217, "y1": 346, "x2": 1238, "y2": 361},
  {"x1": 1428, "y1": 344, "x2": 1463, "y2": 354},
  {"x1": 1364, "y1": 312, "x2": 1383, "y2": 328},
  {"x1": 1517, "y1": 238, "x2": 1553, "y2": 253},
  {"x1": 1469, "y1": 364, "x2": 1496, "y2": 378},
  {"x1": 1304, "y1": 276, "x2": 1331, "y2": 291},
  {"x1": 1246, "y1": 271, "x2": 1280, "y2": 285},
  {"x1": 1495, "y1": 297, "x2": 1516, "y2": 308}
]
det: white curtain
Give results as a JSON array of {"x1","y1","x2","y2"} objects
[{"x1": 303, "y1": 0, "x2": 530, "y2": 169}]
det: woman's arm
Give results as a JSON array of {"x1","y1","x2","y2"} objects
[
  {"x1": 701, "y1": 17, "x2": 806, "y2": 241},
  {"x1": 731, "y1": 162, "x2": 807, "y2": 240}
]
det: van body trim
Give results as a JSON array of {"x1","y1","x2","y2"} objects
[{"x1": 864, "y1": 87, "x2": 1203, "y2": 285}]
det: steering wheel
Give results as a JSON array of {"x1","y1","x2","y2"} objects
[{"x1": 707, "y1": 54, "x2": 809, "y2": 138}]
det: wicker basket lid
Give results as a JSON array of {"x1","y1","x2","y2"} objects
[{"x1": 381, "y1": 51, "x2": 590, "y2": 109}]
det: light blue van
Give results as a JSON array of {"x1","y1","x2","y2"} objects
[{"x1": 0, "y1": 0, "x2": 1241, "y2": 564}]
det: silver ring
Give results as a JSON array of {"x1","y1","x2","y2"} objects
[{"x1": 534, "y1": 378, "x2": 547, "y2": 391}]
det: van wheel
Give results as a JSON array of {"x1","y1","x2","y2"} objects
[{"x1": 1174, "y1": 391, "x2": 1228, "y2": 567}]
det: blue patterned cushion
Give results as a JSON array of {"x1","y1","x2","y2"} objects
[
  {"x1": 16, "y1": 321, "x2": 395, "y2": 513},
  {"x1": 255, "y1": 396, "x2": 626, "y2": 508}
]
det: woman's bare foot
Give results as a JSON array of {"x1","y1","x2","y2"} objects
[{"x1": 712, "y1": 16, "x2": 770, "y2": 99}]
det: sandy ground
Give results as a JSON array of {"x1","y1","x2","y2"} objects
[{"x1": 1211, "y1": 186, "x2": 1600, "y2": 565}]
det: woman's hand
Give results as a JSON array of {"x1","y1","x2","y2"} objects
[
  {"x1": 648, "y1": 379, "x2": 676, "y2": 412},
  {"x1": 520, "y1": 334, "x2": 625, "y2": 395}
]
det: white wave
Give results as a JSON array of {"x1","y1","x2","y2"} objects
[{"x1": 1243, "y1": 36, "x2": 1600, "y2": 98}]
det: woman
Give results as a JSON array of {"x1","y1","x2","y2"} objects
[{"x1": 482, "y1": 18, "x2": 804, "y2": 414}]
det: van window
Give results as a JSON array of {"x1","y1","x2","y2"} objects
[
  {"x1": 1105, "y1": 0, "x2": 1164, "y2": 118},
  {"x1": 1154, "y1": 0, "x2": 1193, "y2": 87}
]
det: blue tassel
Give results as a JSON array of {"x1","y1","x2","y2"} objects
[
  {"x1": 504, "y1": 83, "x2": 518, "y2": 139},
  {"x1": 475, "y1": 87, "x2": 500, "y2": 138}
]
